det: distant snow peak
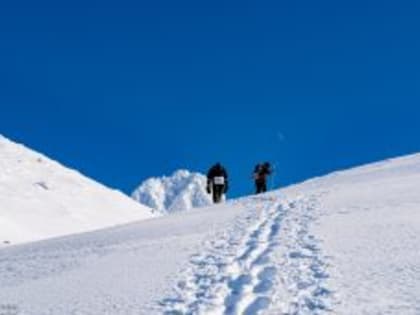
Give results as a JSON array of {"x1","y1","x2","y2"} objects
[{"x1": 132, "y1": 169, "x2": 212, "y2": 214}]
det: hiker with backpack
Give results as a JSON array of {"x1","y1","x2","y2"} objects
[
  {"x1": 206, "y1": 163, "x2": 228, "y2": 203},
  {"x1": 253, "y1": 162, "x2": 273, "y2": 194}
]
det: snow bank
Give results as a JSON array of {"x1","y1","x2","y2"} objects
[{"x1": 132, "y1": 169, "x2": 212, "y2": 214}]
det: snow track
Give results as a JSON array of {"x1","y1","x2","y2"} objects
[{"x1": 160, "y1": 193, "x2": 333, "y2": 315}]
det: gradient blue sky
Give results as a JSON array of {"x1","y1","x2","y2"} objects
[{"x1": 1, "y1": 0, "x2": 419, "y2": 197}]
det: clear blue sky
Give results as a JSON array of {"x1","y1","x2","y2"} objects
[{"x1": 1, "y1": 0, "x2": 419, "y2": 197}]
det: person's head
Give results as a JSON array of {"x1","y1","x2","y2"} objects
[{"x1": 263, "y1": 162, "x2": 270, "y2": 168}]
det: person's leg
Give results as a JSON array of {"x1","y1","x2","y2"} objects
[
  {"x1": 213, "y1": 185, "x2": 221, "y2": 203},
  {"x1": 212, "y1": 185, "x2": 218, "y2": 203},
  {"x1": 256, "y1": 182, "x2": 264, "y2": 194},
  {"x1": 262, "y1": 181, "x2": 267, "y2": 193}
]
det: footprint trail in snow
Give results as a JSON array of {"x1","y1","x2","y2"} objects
[{"x1": 160, "y1": 194, "x2": 333, "y2": 314}]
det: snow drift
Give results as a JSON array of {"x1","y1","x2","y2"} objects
[
  {"x1": 0, "y1": 135, "x2": 154, "y2": 245},
  {"x1": 131, "y1": 169, "x2": 212, "y2": 214}
]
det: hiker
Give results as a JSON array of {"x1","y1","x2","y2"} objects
[
  {"x1": 253, "y1": 162, "x2": 272, "y2": 194},
  {"x1": 206, "y1": 163, "x2": 228, "y2": 203}
]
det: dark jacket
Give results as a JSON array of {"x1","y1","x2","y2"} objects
[
  {"x1": 254, "y1": 163, "x2": 272, "y2": 183},
  {"x1": 207, "y1": 163, "x2": 228, "y2": 190}
]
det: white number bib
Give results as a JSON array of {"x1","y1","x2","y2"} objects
[{"x1": 213, "y1": 176, "x2": 225, "y2": 185}]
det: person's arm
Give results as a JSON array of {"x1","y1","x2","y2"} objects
[
  {"x1": 253, "y1": 170, "x2": 259, "y2": 180},
  {"x1": 223, "y1": 168, "x2": 229, "y2": 193}
]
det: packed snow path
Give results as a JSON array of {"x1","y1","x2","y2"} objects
[{"x1": 160, "y1": 193, "x2": 333, "y2": 315}]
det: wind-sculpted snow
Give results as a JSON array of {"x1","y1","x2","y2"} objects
[{"x1": 132, "y1": 170, "x2": 213, "y2": 214}]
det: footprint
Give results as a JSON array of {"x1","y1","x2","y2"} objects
[
  {"x1": 289, "y1": 251, "x2": 306, "y2": 259},
  {"x1": 254, "y1": 279, "x2": 273, "y2": 293},
  {"x1": 258, "y1": 266, "x2": 277, "y2": 279},
  {"x1": 228, "y1": 274, "x2": 252, "y2": 294},
  {"x1": 313, "y1": 287, "x2": 332, "y2": 297},
  {"x1": 253, "y1": 266, "x2": 277, "y2": 293},
  {"x1": 252, "y1": 249, "x2": 272, "y2": 266},
  {"x1": 244, "y1": 297, "x2": 271, "y2": 315}
]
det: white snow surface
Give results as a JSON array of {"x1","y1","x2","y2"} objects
[
  {"x1": 0, "y1": 135, "x2": 154, "y2": 246},
  {"x1": 131, "y1": 169, "x2": 212, "y2": 214},
  {"x1": 2, "y1": 153, "x2": 420, "y2": 314}
]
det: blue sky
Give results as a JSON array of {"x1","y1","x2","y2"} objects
[{"x1": 1, "y1": 0, "x2": 420, "y2": 197}]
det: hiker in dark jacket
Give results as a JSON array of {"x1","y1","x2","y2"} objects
[
  {"x1": 253, "y1": 162, "x2": 272, "y2": 194},
  {"x1": 206, "y1": 163, "x2": 228, "y2": 203}
]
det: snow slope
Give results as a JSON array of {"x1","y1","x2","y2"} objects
[
  {"x1": 0, "y1": 135, "x2": 154, "y2": 245},
  {"x1": 2, "y1": 153, "x2": 420, "y2": 314},
  {"x1": 132, "y1": 170, "x2": 212, "y2": 214}
]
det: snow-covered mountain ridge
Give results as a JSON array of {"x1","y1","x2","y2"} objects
[
  {"x1": 0, "y1": 135, "x2": 154, "y2": 245},
  {"x1": 131, "y1": 169, "x2": 212, "y2": 214}
]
